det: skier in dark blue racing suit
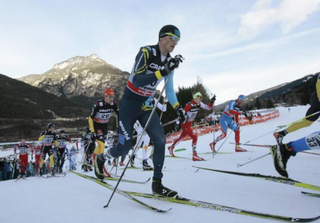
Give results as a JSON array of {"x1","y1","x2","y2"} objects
[{"x1": 94, "y1": 25, "x2": 186, "y2": 198}]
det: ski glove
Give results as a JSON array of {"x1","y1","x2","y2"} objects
[
  {"x1": 175, "y1": 105, "x2": 187, "y2": 123},
  {"x1": 160, "y1": 55, "x2": 185, "y2": 77},
  {"x1": 210, "y1": 94, "x2": 216, "y2": 103},
  {"x1": 242, "y1": 111, "x2": 248, "y2": 117}
]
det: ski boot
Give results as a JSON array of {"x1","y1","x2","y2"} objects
[
  {"x1": 142, "y1": 160, "x2": 153, "y2": 171},
  {"x1": 94, "y1": 154, "x2": 106, "y2": 180},
  {"x1": 235, "y1": 144, "x2": 247, "y2": 152},
  {"x1": 88, "y1": 165, "x2": 93, "y2": 171},
  {"x1": 209, "y1": 142, "x2": 216, "y2": 152},
  {"x1": 103, "y1": 166, "x2": 111, "y2": 178},
  {"x1": 119, "y1": 156, "x2": 125, "y2": 166},
  {"x1": 192, "y1": 152, "x2": 205, "y2": 161},
  {"x1": 270, "y1": 143, "x2": 296, "y2": 178},
  {"x1": 152, "y1": 178, "x2": 178, "y2": 198},
  {"x1": 273, "y1": 130, "x2": 287, "y2": 145},
  {"x1": 167, "y1": 145, "x2": 175, "y2": 157}
]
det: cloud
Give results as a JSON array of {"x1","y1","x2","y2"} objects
[
  {"x1": 200, "y1": 56, "x2": 320, "y2": 104},
  {"x1": 238, "y1": 0, "x2": 320, "y2": 39}
]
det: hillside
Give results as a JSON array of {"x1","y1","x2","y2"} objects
[
  {"x1": 0, "y1": 74, "x2": 88, "y2": 119},
  {"x1": 0, "y1": 73, "x2": 89, "y2": 141},
  {"x1": 18, "y1": 54, "x2": 130, "y2": 105},
  {"x1": 214, "y1": 72, "x2": 319, "y2": 111}
]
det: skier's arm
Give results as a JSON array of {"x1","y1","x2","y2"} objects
[
  {"x1": 200, "y1": 101, "x2": 213, "y2": 110},
  {"x1": 89, "y1": 103, "x2": 98, "y2": 133},
  {"x1": 229, "y1": 103, "x2": 242, "y2": 116},
  {"x1": 184, "y1": 103, "x2": 192, "y2": 113},
  {"x1": 38, "y1": 132, "x2": 45, "y2": 142},
  {"x1": 132, "y1": 47, "x2": 161, "y2": 87},
  {"x1": 228, "y1": 102, "x2": 241, "y2": 123},
  {"x1": 164, "y1": 72, "x2": 180, "y2": 109},
  {"x1": 316, "y1": 73, "x2": 320, "y2": 101},
  {"x1": 114, "y1": 102, "x2": 119, "y2": 117}
]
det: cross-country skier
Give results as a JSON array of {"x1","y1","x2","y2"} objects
[
  {"x1": 270, "y1": 131, "x2": 320, "y2": 178},
  {"x1": 133, "y1": 97, "x2": 168, "y2": 170},
  {"x1": 90, "y1": 88, "x2": 119, "y2": 176},
  {"x1": 274, "y1": 73, "x2": 320, "y2": 145},
  {"x1": 209, "y1": 95, "x2": 248, "y2": 152},
  {"x1": 168, "y1": 92, "x2": 215, "y2": 160},
  {"x1": 32, "y1": 142, "x2": 42, "y2": 176},
  {"x1": 79, "y1": 127, "x2": 95, "y2": 172},
  {"x1": 94, "y1": 24, "x2": 186, "y2": 198},
  {"x1": 55, "y1": 130, "x2": 70, "y2": 173},
  {"x1": 67, "y1": 145, "x2": 78, "y2": 171},
  {"x1": 14, "y1": 139, "x2": 32, "y2": 178},
  {"x1": 38, "y1": 123, "x2": 56, "y2": 176}
]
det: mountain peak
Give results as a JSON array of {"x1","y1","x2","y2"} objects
[{"x1": 52, "y1": 54, "x2": 105, "y2": 70}]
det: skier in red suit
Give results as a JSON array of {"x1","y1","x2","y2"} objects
[{"x1": 168, "y1": 92, "x2": 215, "y2": 161}]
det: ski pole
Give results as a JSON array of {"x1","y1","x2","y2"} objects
[
  {"x1": 105, "y1": 72, "x2": 174, "y2": 208},
  {"x1": 212, "y1": 111, "x2": 216, "y2": 158},
  {"x1": 277, "y1": 110, "x2": 320, "y2": 129},
  {"x1": 237, "y1": 152, "x2": 270, "y2": 168},
  {"x1": 213, "y1": 131, "x2": 233, "y2": 158},
  {"x1": 244, "y1": 110, "x2": 320, "y2": 144},
  {"x1": 162, "y1": 118, "x2": 179, "y2": 127},
  {"x1": 243, "y1": 129, "x2": 277, "y2": 144}
]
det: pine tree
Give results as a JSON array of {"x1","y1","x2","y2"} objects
[
  {"x1": 266, "y1": 99, "x2": 274, "y2": 108},
  {"x1": 254, "y1": 98, "x2": 262, "y2": 109}
]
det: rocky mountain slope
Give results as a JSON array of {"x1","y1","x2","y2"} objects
[{"x1": 19, "y1": 54, "x2": 129, "y2": 103}]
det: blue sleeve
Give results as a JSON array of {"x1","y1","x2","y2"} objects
[
  {"x1": 290, "y1": 131, "x2": 320, "y2": 152},
  {"x1": 132, "y1": 47, "x2": 159, "y2": 87},
  {"x1": 165, "y1": 71, "x2": 179, "y2": 109}
]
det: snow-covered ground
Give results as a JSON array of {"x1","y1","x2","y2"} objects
[{"x1": 0, "y1": 106, "x2": 319, "y2": 223}]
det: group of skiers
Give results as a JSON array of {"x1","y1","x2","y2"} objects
[
  {"x1": 3, "y1": 24, "x2": 319, "y2": 200},
  {"x1": 11, "y1": 125, "x2": 78, "y2": 178},
  {"x1": 87, "y1": 24, "x2": 320, "y2": 199},
  {"x1": 85, "y1": 24, "x2": 251, "y2": 199}
]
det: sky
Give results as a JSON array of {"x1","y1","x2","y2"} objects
[{"x1": 0, "y1": 0, "x2": 320, "y2": 104}]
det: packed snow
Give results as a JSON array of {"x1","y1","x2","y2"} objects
[{"x1": 0, "y1": 105, "x2": 319, "y2": 223}]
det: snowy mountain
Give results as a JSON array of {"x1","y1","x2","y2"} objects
[
  {"x1": 1, "y1": 105, "x2": 319, "y2": 223},
  {"x1": 18, "y1": 54, "x2": 129, "y2": 101}
]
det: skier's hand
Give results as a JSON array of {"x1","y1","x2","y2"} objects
[
  {"x1": 160, "y1": 55, "x2": 184, "y2": 77},
  {"x1": 242, "y1": 111, "x2": 248, "y2": 117},
  {"x1": 175, "y1": 105, "x2": 187, "y2": 123},
  {"x1": 210, "y1": 95, "x2": 216, "y2": 103}
]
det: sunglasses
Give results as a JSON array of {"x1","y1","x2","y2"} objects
[
  {"x1": 105, "y1": 95, "x2": 115, "y2": 98},
  {"x1": 165, "y1": 33, "x2": 180, "y2": 42}
]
